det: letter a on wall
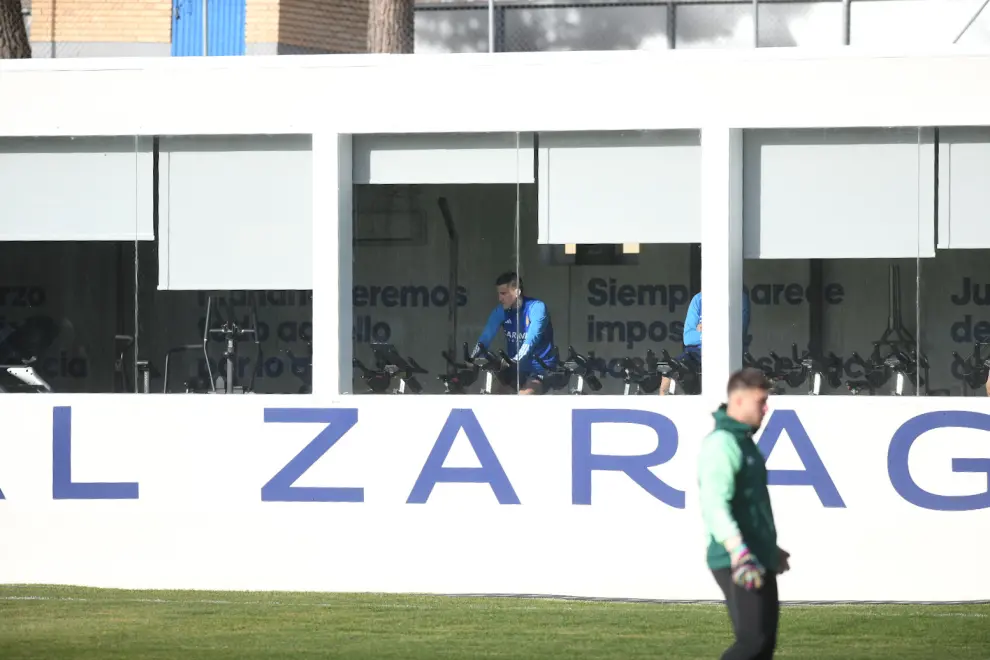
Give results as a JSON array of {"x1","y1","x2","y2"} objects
[
  {"x1": 408, "y1": 409, "x2": 520, "y2": 504},
  {"x1": 757, "y1": 410, "x2": 845, "y2": 508}
]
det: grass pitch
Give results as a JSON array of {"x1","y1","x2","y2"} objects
[{"x1": 0, "y1": 586, "x2": 987, "y2": 659}]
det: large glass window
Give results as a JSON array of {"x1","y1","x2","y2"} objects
[
  {"x1": 141, "y1": 135, "x2": 314, "y2": 395},
  {"x1": 921, "y1": 126, "x2": 990, "y2": 397},
  {"x1": 0, "y1": 134, "x2": 313, "y2": 395},
  {"x1": 350, "y1": 132, "x2": 526, "y2": 395},
  {"x1": 0, "y1": 136, "x2": 145, "y2": 393},
  {"x1": 350, "y1": 130, "x2": 702, "y2": 396},
  {"x1": 742, "y1": 128, "x2": 927, "y2": 396}
]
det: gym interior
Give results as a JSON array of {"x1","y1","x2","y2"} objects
[
  {"x1": 0, "y1": 135, "x2": 313, "y2": 395},
  {"x1": 350, "y1": 128, "x2": 990, "y2": 397},
  {"x1": 3, "y1": 127, "x2": 990, "y2": 397}
]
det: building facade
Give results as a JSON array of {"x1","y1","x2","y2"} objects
[
  {"x1": 27, "y1": 0, "x2": 369, "y2": 58},
  {"x1": 1, "y1": 51, "x2": 989, "y2": 601},
  {"x1": 19, "y1": 0, "x2": 990, "y2": 58}
]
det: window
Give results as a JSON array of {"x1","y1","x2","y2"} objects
[
  {"x1": 742, "y1": 128, "x2": 927, "y2": 396},
  {"x1": 922, "y1": 127, "x2": 990, "y2": 397},
  {"x1": 0, "y1": 134, "x2": 314, "y2": 395},
  {"x1": 350, "y1": 130, "x2": 704, "y2": 396},
  {"x1": 143, "y1": 135, "x2": 314, "y2": 395},
  {"x1": 0, "y1": 136, "x2": 146, "y2": 393}
]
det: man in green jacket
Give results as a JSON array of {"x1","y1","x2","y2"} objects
[{"x1": 698, "y1": 367, "x2": 790, "y2": 660}]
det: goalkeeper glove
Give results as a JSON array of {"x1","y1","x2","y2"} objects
[{"x1": 729, "y1": 543, "x2": 766, "y2": 591}]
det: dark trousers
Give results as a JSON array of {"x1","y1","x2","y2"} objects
[{"x1": 712, "y1": 568, "x2": 780, "y2": 660}]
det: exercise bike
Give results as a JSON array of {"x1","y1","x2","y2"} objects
[
  {"x1": 353, "y1": 342, "x2": 427, "y2": 394},
  {"x1": 204, "y1": 295, "x2": 261, "y2": 394},
  {"x1": 952, "y1": 342, "x2": 990, "y2": 395},
  {"x1": 619, "y1": 349, "x2": 662, "y2": 395},
  {"x1": 556, "y1": 346, "x2": 604, "y2": 394},
  {"x1": 163, "y1": 295, "x2": 262, "y2": 394},
  {"x1": 846, "y1": 342, "x2": 931, "y2": 396},
  {"x1": 788, "y1": 344, "x2": 843, "y2": 395},
  {"x1": 461, "y1": 342, "x2": 516, "y2": 394},
  {"x1": 658, "y1": 349, "x2": 702, "y2": 395},
  {"x1": 743, "y1": 351, "x2": 796, "y2": 395},
  {"x1": 438, "y1": 348, "x2": 480, "y2": 394},
  {"x1": 844, "y1": 265, "x2": 940, "y2": 396}
]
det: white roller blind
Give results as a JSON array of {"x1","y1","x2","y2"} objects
[
  {"x1": 537, "y1": 131, "x2": 701, "y2": 245},
  {"x1": 0, "y1": 137, "x2": 153, "y2": 241},
  {"x1": 938, "y1": 128, "x2": 990, "y2": 249},
  {"x1": 353, "y1": 133, "x2": 535, "y2": 185},
  {"x1": 743, "y1": 129, "x2": 935, "y2": 259},
  {"x1": 158, "y1": 135, "x2": 312, "y2": 291}
]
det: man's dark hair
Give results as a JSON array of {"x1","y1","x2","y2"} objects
[
  {"x1": 495, "y1": 271, "x2": 522, "y2": 290},
  {"x1": 726, "y1": 367, "x2": 771, "y2": 396}
]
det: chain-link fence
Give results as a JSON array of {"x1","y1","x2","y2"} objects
[
  {"x1": 415, "y1": 0, "x2": 990, "y2": 53},
  {"x1": 7, "y1": 0, "x2": 990, "y2": 59}
]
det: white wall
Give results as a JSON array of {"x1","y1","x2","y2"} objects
[
  {"x1": 8, "y1": 49, "x2": 990, "y2": 137},
  {"x1": 0, "y1": 396, "x2": 986, "y2": 602}
]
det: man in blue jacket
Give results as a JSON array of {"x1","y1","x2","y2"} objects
[
  {"x1": 472, "y1": 271, "x2": 557, "y2": 395},
  {"x1": 660, "y1": 290, "x2": 751, "y2": 395}
]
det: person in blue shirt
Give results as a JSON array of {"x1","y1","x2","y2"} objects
[
  {"x1": 659, "y1": 290, "x2": 751, "y2": 395},
  {"x1": 472, "y1": 271, "x2": 557, "y2": 395}
]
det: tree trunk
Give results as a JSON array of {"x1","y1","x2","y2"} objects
[
  {"x1": 368, "y1": 0, "x2": 415, "y2": 54},
  {"x1": 0, "y1": 0, "x2": 30, "y2": 59}
]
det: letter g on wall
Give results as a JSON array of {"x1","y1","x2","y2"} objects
[{"x1": 888, "y1": 411, "x2": 990, "y2": 511}]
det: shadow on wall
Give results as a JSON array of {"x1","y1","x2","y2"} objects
[{"x1": 414, "y1": 2, "x2": 813, "y2": 53}]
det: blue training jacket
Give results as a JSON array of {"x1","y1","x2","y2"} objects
[
  {"x1": 477, "y1": 297, "x2": 557, "y2": 373},
  {"x1": 681, "y1": 292, "x2": 751, "y2": 348}
]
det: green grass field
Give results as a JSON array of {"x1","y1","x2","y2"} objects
[{"x1": 0, "y1": 586, "x2": 987, "y2": 659}]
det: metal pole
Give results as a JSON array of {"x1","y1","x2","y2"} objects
[
  {"x1": 753, "y1": 0, "x2": 759, "y2": 47},
  {"x1": 841, "y1": 0, "x2": 851, "y2": 45},
  {"x1": 488, "y1": 0, "x2": 495, "y2": 52},
  {"x1": 955, "y1": 0, "x2": 990, "y2": 43},
  {"x1": 202, "y1": 0, "x2": 208, "y2": 55}
]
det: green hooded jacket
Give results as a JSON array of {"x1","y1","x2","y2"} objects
[{"x1": 698, "y1": 405, "x2": 779, "y2": 572}]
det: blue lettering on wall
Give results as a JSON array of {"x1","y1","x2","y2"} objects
[
  {"x1": 197, "y1": 290, "x2": 313, "y2": 309},
  {"x1": 353, "y1": 315, "x2": 393, "y2": 344},
  {"x1": 52, "y1": 406, "x2": 139, "y2": 500},
  {"x1": 585, "y1": 316, "x2": 685, "y2": 349},
  {"x1": 888, "y1": 411, "x2": 990, "y2": 511},
  {"x1": 8, "y1": 404, "x2": 990, "y2": 511},
  {"x1": 0, "y1": 286, "x2": 47, "y2": 308},
  {"x1": 353, "y1": 284, "x2": 468, "y2": 309},
  {"x1": 572, "y1": 409, "x2": 685, "y2": 508},
  {"x1": 757, "y1": 410, "x2": 845, "y2": 508},
  {"x1": 586, "y1": 278, "x2": 689, "y2": 314},
  {"x1": 949, "y1": 277, "x2": 990, "y2": 307},
  {"x1": 745, "y1": 282, "x2": 844, "y2": 306},
  {"x1": 261, "y1": 408, "x2": 362, "y2": 502},
  {"x1": 948, "y1": 281, "x2": 990, "y2": 380},
  {"x1": 408, "y1": 409, "x2": 519, "y2": 504}
]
